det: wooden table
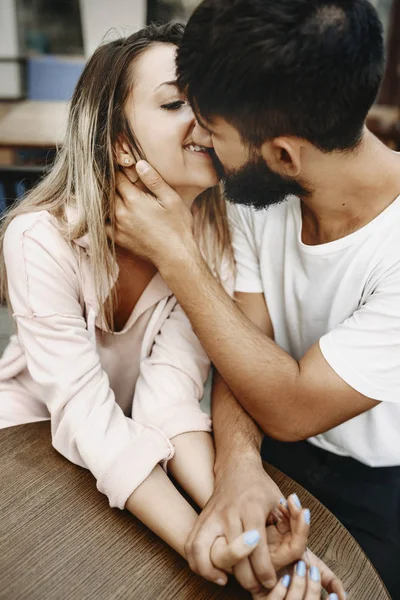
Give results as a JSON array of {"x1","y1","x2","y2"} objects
[
  {"x1": 0, "y1": 101, "x2": 68, "y2": 165},
  {"x1": 0, "y1": 422, "x2": 390, "y2": 600}
]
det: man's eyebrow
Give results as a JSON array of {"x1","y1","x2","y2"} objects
[{"x1": 154, "y1": 80, "x2": 179, "y2": 92}]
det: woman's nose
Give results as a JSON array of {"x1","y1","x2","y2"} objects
[{"x1": 192, "y1": 120, "x2": 213, "y2": 147}]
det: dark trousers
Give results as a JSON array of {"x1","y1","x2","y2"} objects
[{"x1": 261, "y1": 436, "x2": 400, "y2": 600}]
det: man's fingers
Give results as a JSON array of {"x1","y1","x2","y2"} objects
[
  {"x1": 243, "y1": 509, "x2": 277, "y2": 589},
  {"x1": 249, "y1": 539, "x2": 277, "y2": 590},
  {"x1": 226, "y1": 514, "x2": 261, "y2": 594},
  {"x1": 185, "y1": 526, "x2": 228, "y2": 586},
  {"x1": 211, "y1": 530, "x2": 261, "y2": 571},
  {"x1": 116, "y1": 170, "x2": 143, "y2": 206},
  {"x1": 136, "y1": 160, "x2": 178, "y2": 202}
]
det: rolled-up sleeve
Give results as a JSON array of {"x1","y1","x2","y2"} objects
[
  {"x1": 4, "y1": 214, "x2": 174, "y2": 509},
  {"x1": 132, "y1": 302, "x2": 212, "y2": 440}
]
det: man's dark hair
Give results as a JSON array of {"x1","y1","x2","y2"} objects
[{"x1": 177, "y1": 0, "x2": 385, "y2": 152}]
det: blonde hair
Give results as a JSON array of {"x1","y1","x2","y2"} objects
[{"x1": 0, "y1": 23, "x2": 232, "y2": 331}]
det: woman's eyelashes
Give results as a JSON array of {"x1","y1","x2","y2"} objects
[{"x1": 160, "y1": 100, "x2": 187, "y2": 111}]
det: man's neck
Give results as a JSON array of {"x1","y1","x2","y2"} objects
[{"x1": 300, "y1": 131, "x2": 400, "y2": 246}]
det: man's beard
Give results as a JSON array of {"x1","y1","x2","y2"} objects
[{"x1": 211, "y1": 151, "x2": 311, "y2": 210}]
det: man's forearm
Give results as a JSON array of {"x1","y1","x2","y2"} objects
[
  {"x1": 212, "y1": 371, "x2": 264, "y2": 479},
  {"x1": 159, "y1": 244, "x2": 302, "y2": 439}
]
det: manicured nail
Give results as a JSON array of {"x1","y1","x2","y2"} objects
[
  {"x1": 329, "y1": 595, "x2": 339, "y2": 600},
  {"x1": 136, "y1": 160, "x2": 150, "y2": 174},
  {"x1": 215, "y1": 578, "x2": 227, "y2": 586},
  {"x1": 243, "y1": 530, "x2": 261, "y2": 546},
  {"x1": 310, "y1": 566, "x2": 320, "y2": 582},
  {"x1": 280, "y1": 497, "x2": 288, "y2": 508},
  {"x1": 296, "y1": 561, "x2": 306, "y2": 577},
  {"x1": 292, "y1": 493, "x2": 302, "y2": 508},
  {"x1": 282, "y1": 574, "x2": 291, "y2": 588},
  {"x1": 303, "y1": 508, "x2": 311, "y2": 524}
]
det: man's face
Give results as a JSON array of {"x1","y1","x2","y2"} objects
[{"x1": 193, "y1": 116, "x2": 310, "y2": 209}]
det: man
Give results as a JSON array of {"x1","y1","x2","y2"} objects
[{"x1": 111, "y1": 0, "x2": 400, "y2": 597}]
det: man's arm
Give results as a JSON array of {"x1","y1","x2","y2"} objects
[
  {"x1": 111, "y1": 164, "x2": 379, "y2": 442},
  {"x1": 160, "y1": 247, "x2": 378, "y2": 440}
]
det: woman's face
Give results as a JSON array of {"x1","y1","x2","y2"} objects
[{"x1": 125, "y1": 43, "x2": 218, "y2": 203}]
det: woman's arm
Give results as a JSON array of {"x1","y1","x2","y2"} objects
[
  {"x1": 168, "y1": 431, "x2": 215, "y2": 509},
  {"x1": 125, "y1": 464, "x2": 199, "y2": 557},
  {"x1": 126, "y1": 463, "x2": 263, "y2": 585},
  {"x1": 3, "y1": 214, "x2": 174, "y2": 509}
]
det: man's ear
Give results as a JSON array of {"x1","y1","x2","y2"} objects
[{"x1": 260, "y1": 137, "x2": 303, "y2": 177}]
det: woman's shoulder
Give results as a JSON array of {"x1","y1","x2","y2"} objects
[
  {"x1": 5, "y1": 209, "x2": 58, "y2": 238},
  {"x1": 4, "y1": 210, "x2": 75, "y2": 261}
]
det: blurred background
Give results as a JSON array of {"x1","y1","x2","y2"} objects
[
  {"x1": 0, "y1": 0, "x2": 398, "y2": 352},
  {"x1": 0, "y1": 0, "x2": 399, "y2": 351},
  {"x1": 0, "y1": 0, "x2": 398, "y2": 191}
]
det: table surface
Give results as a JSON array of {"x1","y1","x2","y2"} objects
[
  {"x1": 0, "y1": 101, "x2": 69, "y2": 148},
  {"x1": 0, "y1": 422, "x2": 390, "y2": 600}
]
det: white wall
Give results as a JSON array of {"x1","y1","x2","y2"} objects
[
  {"x1": 0, "y1": 0, "x2": 18, "y2": 58},
  {"x1": 79, "y1": 0, "x2": 146, "y2": 58},
  {"x1": 0, "y1": 0, "x2": 21, "y2": 98}
]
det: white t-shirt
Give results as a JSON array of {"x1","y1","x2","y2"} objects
[{"x1": 228, "y1": 194, "x2": 400, "y2": 467}]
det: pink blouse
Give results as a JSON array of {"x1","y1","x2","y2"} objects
[{"x1": 0, "y1": 210, "x2": 230, "y2": 509}]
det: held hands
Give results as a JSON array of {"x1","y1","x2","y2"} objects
[
  {"x1": 184, "y1": 456, "x2": 284, "y2": 594},
  {"x1": 209, "y1": 498, "x2": 346, "y2": 600},
  {"x1": 109, "y1": 162, "x2": 194, "y2": 267},
  {"x1": 185, "y1": 452, "x2": 346, "y2": 600}
]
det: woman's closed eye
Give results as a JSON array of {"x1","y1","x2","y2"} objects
[{"x1": 161, "y1": 100, "x2": 187, "y2": 111}]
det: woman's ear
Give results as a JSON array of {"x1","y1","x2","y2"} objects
[
  {"x1": 115, "y1": 138, "x2": 136, "y2": 168},
  {"x1": 114, "y1": 138, "x2": 139, "y2": 183}
]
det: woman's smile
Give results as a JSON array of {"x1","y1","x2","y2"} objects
[{"x1": 183, "y1": 143, "x2": 212, "y2": 159}]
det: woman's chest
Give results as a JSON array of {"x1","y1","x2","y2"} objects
[
  {"x1": 95, "y1": 309, "x2": 154, "y2": 414},
  {"x1": 113, "y1": 256, "x2": 157, "y2": 332}
]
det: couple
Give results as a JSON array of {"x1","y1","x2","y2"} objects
[{"x1": 1, "y1": 0, "x2": 399, "y2": 597}]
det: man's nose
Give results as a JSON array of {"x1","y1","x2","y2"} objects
[{"x1": 192, "y1": 120, "x2": 213, "y2": 148}]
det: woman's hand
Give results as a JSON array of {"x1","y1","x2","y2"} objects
[
  {"x1": 265, "y1": 563, "x2": 322, "y2": 599},
  {"x1": 276, "y1": 500, "x2": 346, "y2": 600},
  {"x1": 210, "y1": 529, "x2": 262, "y2": 574},
  {"x1": 302, "y1": 549, "x2": 346, "y2": 600},
  {"x1": 266, "y1": 494, "x2": 310, "y2": 572}
]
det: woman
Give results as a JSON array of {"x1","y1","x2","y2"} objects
[{"x1": 0, "y1": 23, "x2": 341, "y2": 599}]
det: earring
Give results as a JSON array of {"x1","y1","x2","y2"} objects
[{"x1": 124, "y1": 158, "x2": 131, "y2": 165}]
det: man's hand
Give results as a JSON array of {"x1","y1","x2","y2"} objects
[
  {"x1": 110, "y1": 162, "x2": 195, "y2": 266},
  {"x1": 184, "y1": 454, "x2": 284, "y2": 596}
]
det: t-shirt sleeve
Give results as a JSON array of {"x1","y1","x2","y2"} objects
[
  {"x1": 319, "y1": 261, "x2": 400, "y2": 402},
  {"x1": 227, "y1": 204, "x2": 264, "y2": 293}
]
